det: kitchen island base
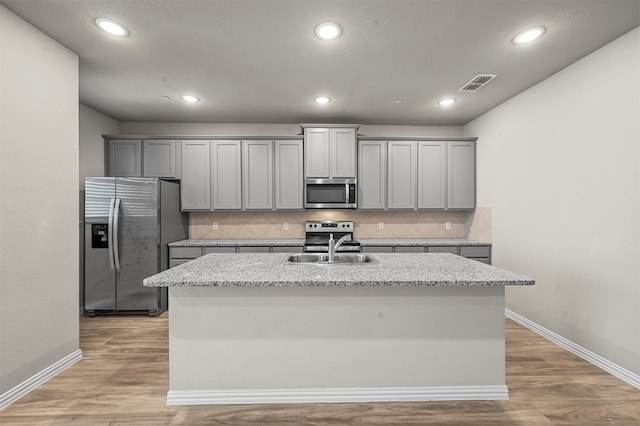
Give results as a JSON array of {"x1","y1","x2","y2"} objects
[{"x1": 166, "y1": 285, "x2": 508, "y2": 405}]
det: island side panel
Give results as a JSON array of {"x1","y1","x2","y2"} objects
[{"x1": 168, "y1": 285, "x2": 506, "y2": 400}]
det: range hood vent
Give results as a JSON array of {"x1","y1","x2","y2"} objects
[{"x1": 459, "y1": 74, "x2": 497, "y2": 92}]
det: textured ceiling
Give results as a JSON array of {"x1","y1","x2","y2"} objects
[{"x1": 2, "y1": 0, "x2": 638, "y2": 125}]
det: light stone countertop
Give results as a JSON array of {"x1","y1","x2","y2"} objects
[
  {"x1": 144, "y1": 253, "x2": 532, "y2": 288},
  {"x1": 168, "y1": 238, "x2": 491, "y2": 247}
]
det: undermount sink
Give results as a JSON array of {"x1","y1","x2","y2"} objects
[{"x1": 284, "y1": 253, "x2": 375, "y2": 265}]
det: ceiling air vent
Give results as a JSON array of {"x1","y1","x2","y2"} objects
[{"x1": 459, "y1": 74, "x2": 497, "y2": 92}]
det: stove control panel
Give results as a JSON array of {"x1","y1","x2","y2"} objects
[{"x1": 305, "y1": 221, "x2": 354, "y2": 233}]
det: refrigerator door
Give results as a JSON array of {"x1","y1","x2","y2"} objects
[
  {"x1": 115, "y1": 178, "x2": 161, "y2": 311},
  {"x1": 84, "y1": 178, "x2": 117, "y2": 311}
]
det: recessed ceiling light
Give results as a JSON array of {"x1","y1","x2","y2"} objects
[
  {"x1": 95, "y1": 18, "x2": 129, "y2": 37},
  {"x1": 393, "y1": 99, "x2": 404, "y2": 104},
  {"x1": 315, "y1": 23, "x2": 342, "y2": 40},
  {"x1": 314, "y1": 96, "x2": 331, "y2": 104},
  {"x1": 512, "y1": 26, "x2": 546, "y2": 44},
  {"x1": 161, "y1": 96, "x2": 170, "y2": 100},
  {"x1": 438, "y1": 98, "x2": 456, "y2": 107},
  {"x1": 180, "y1": 95, "x2": 200, "y2": 103}
]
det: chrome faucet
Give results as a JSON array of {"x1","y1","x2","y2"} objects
[{"x1": 328, "y1": 233, "x2": 351, "y2": 262}]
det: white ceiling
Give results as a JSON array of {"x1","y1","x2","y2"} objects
[{"x1": 2, "y1": 0, "x2": 638, "y2": 125}]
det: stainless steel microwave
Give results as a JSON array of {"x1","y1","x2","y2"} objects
[{"x1": 304, "y1": 178, "x2": 357, "y2": 209}]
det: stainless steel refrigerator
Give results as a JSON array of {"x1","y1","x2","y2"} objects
[{"x1": 84, "y1": 177, "x2": 188, "y2": 316}]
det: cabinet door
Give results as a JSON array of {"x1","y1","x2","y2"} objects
[
  {"x1": 108, "y1": 139, "x2": 142, "y2": 177},
  {"x1": 330, "y1": 128, "x2": 357, "y2": 178},
  {"x1": 304, "y1": 128, "x2": 330, "y2": 177},
  {"x1": 211, "y1": 140, "x2": 242, "y2": 210},
  {"x1": 180, "y1": 140, "x2": 211, "y2": 210},
  {"x1": 275, "y1": 140, "x2": 304, "y2": 209},
  {"x1": 417, "y1": 141, "x2": 446, "y2": 209},
  {"x1": 448, "y1": 141, "x2": 475, "y2": 209},
  {"x1": 143, "y1": 140, "x2": 176, "y2": 178},
  {"x1": 358, "y1": 140, "x2": 386, "y2": 209},
  {"x1": 242, "y1": 140, "x2": 273, "y2": 210},
  {"x1": 387, "y1": 141, "x2": 417, "y2": 209}
]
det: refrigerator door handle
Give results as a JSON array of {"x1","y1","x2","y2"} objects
[
  {"x1": 108, "y1": 198, "x2": 116, "y2": 269},
  {"x1": 113, "y1": 198, "x2": 122, "y2": 270}
]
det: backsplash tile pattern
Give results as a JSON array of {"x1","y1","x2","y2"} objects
[{"x1": 190, "y1": 210, "x2": 477, "y2": 239}]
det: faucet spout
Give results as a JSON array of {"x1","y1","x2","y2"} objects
[{"x1": 328, "y1": 233, "x2": 351, "y2": 262}]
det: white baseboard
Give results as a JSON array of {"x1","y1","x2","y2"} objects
[
  {"x1": 505, "y1": 309, "x2": 640, "y2": 390},
  {"x1": 166, "y1": 385, "x2": 509, "y2": 406},
  {"x1": 0, "y1": 349, "x2": 83, "y2": 411}
]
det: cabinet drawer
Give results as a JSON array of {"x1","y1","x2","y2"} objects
[
  {"x1": 203, "y1": 246, "x2": 237, "y2": 254},
  {"x1": 459, "y1": 246, "x2": 491, "y2": 258},
  {"x1": 427, "y1": 246, "x2": 459, "y2": 254},
  {"x1": 395, "y1": 246, "x2": 425, "y2": 253},
  {"x1": 271, "y1": 246, "x2": 304, "y2": 253},
  {"x1": 470, "y1": 258, "x2": 491, "y2": 265},
  {"x1": 170, "y1": 246, "x2": 203, "y2": 259},
  {"x1": 362, "y1": 246, "x2": 394, "y2": 253},
  {"x1": 237, "y1": 246, "x2": 270, "y2": 253},
  {"x1": 169, "y1": 259, "x2": 191, "y2": 268}
]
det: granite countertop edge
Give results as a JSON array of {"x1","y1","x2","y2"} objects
[
  {"x1": 145, "y1": 253, "x2": 533, "y2": 288},
  {"x1": 169, "y1": 238, "x2": 492, "y2": 247}
]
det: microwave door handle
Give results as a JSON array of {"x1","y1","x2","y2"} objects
[
  {"x1": 346, "y1": 183, "x2": 350, "y2": 204},
  {"x1": 107, "y1": 198, "x2": 115, "y2": 269},
  {"x1": 113, "y1": 198, "x2": 121, "y2": 270}
]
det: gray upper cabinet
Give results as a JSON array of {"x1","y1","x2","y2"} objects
[
  {"x1": 304, "y1": 126, "x2": 357, "y2": 178},
  {"x1": 107, "y1": 139, "x2": 142, "y2": 177},
  {"x1": 417, "y1": 141, "x2": 446, "y2": 209},
  {"x1": 304, "y1": 127, "x2": 330, "y2": 178},
  {"x1": 142, "y1": 139, "x2": 180, "y2": 178},
  {"x1": 275, "y1": 140, "x2": 304, "y2": 210},
  {"x1": 330, "y1": 128, "x2": 357, "y2": 178},
  {"x1": 447, "y1": 141, "x2": 475, "y2": 209},
  {"x1": 358, "y1": 140, "x2": 387, "y2": 209},
  {"x1": 211, "y1": 140, "x2": 242, "y2": 210},
  {"x1": 180, "y1": 140, "x2": 211, "y2": 210},
  {"x1": 387, "y1": 141, "x2": 417, "y2": 209},
  {"x1": 242, "y1": 140, "x2": 273, "y2": 210}
]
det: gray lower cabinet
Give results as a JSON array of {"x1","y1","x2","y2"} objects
[
  {"x1": 395, "y1": 246, "x2": 425, "y2": 253},
  {"x1": 361, "y1": 246, "x2": 394, "y2": 253},
  {"x1": 203, "y1": 247, "x2": 236, "y2": 254},
  {"x1": 237, "y1": 246, "x2": 270, "y2": 253},
  {"x1": 358, "y1": 141, "x2": 387, "y2": 209},
  {"x1": 242, "y1": 140, "x2": 273, "y2": 210},
  {"x1": 427, "y1": 246, "x2": 459, "y2": 254},
  {"x1": 211, "y1": 140, "x2": 242, "y2": 210},
  {"x1": 180, "y1": 140, "x2": 211, "y2": 210},
  {"x1": 271, "y1": 246, "x2": 304, "y2": 253},
  {"x1": 387, "y1": 141, "x2": 417, "y2": 209},
  {"x1": 168, "y1": 246, "x2": 203, "y2": 268},
  {"x1": 107, "y1": 139, "x2": 142, "y2": 177},
  {"x1": 275, "y1": 140, "x2": 304, "y2": 210}
]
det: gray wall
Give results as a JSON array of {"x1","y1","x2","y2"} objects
[
  {"x1": 0, "y1": 5, "x2": 80, "y2": 395},
  {"x1": 464, "y1": 28, "x2": 640, "y2": 376}
]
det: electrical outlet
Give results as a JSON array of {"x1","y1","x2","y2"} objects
[
  {"x1": 378, "y1": 222, "x2": 384, "y2": 230},
  {"x1": 283, "y1": 222, "x2": 289, "y2": 231},
  {"x1": 212, "y1": 222, "x2": 219, "y2": 230},
  {"x1": 445, "y1": 222, "x2": 451, "y2": 230}
]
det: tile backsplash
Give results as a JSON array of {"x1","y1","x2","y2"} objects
[{"x1": 190, "y1": 208, "x2": 492, "y2": 241}]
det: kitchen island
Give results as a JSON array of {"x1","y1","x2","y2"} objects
[{"x1": 144, "y1": 253, "x2": 534, "y2": 406}]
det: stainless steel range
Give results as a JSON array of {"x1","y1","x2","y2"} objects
[{"x1": 303, "y1": 221, "x2": 361, "y2": 253}]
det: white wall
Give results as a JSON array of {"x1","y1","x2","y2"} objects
[
  {"x1": 0, "y1": 5, "x2": 80, "y2": 396},
  {"x1": 119, "y1": 122, "x2": 463, "y2": 138},
  {"x1": 79, "y1": 104, "x2": 119, "y2": 188},
  {"x1": 464, "y1": 28, "x2": 640, "y2": 375}
]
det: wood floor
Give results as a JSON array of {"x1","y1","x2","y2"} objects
[{"x1": 1, "y1": 314, "x2": 639, "y2": 425}]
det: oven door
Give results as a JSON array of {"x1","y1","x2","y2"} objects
[{"x1": 304, "y1": 179, "x2": 356, "y2": 209}]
